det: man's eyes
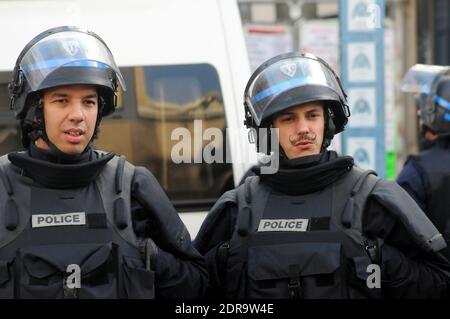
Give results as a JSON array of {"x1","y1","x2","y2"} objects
[
  {"x1": 278, "y1": 112, "x2": 321, "y2": 121},
  {"x1": 51, "y1": 99, "x2": 97, "y2": 105},
  {"x1": 52, "y1": 98, "x2": 68, "y2": 104},
  {"x1": 84, "y1": 100, "x2": 97, "y2": 105}
]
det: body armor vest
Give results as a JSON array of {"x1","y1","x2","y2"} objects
[
  {"x1": 213, "y1": 166, "x2": 445, "y2": 299},
  {"x1": 0, "y1": 153, "x2": 155, "y2": 299},
  {"x1": 410, "y1": 145, "x2": 450, "y2": 259},
  {"x1": 223, "y1": 168, "x2": 381, "y2": 299}
]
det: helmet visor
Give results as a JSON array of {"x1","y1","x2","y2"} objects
[
  {"x1": 401, "y1": 64, "x2": 450, "y2": 94},
  {"x1": 245, "y1": 55, "x2": 345, "y2": 126},
  {"x1": 19, "y1": 30, "x2": 126, "y2": 91}
]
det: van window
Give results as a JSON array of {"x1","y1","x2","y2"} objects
[
  {"x1": 96, "y1": 64, "x2": 234, "y2": 211},
  {"x1": 0, "y1": 64, "x2": 234, "y2": 212}
]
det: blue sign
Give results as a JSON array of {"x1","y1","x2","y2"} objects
[{"x1": 340, "y1": 0, "x2": 385, "y2": 177}]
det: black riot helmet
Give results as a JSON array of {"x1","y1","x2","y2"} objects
[
  {"x1": 401, "y1": 64, "x2": 450, "y2": 136},
  {"x1": 243, "y1": 52, "x2": 350, "y2": 153},
  {"x1": 8, "y1": 26, "x2": 126, "y2": 148}
]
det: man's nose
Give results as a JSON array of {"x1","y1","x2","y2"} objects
[
  {"x1": 295, "y1": 117, "x2": 309, "y2": 135},
  {"x1": 67, "y1": 101, "x2": 84, "y2": 122}
]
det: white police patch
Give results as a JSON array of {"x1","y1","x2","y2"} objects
[
  {"x1": 257, "y1": 219, "x2": 309, "y2": 232},
  {"x1": 280, "y1": 62, "x2": 297, "y2": 78},
  {"x1": 31, "y1": 212, "x2": 86, "y2": 228}
]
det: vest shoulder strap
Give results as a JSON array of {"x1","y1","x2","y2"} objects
[
  {"x1": 0, "y1": 155, "x2": 14, "y2": 195},
  {"x1": 95, "y1": 153, "x2": 138, "y2": 247},
  {"x1": 337, "y1": 167, "x2": 380, "y2": 233},
  {"x1": 326, "y1": 167, "x2": 379, "y2": 254},
  {"x1": 332, "y1": 167, "x2": 382, "y2": 262},
  {"x1": 235, "y1": 175, "x2": 274, "y2": 236},
  {"x1": 96, "y1": 152, "x2": 136, "y2": 193},
  {"x1": 0, "y1": 155, "x2": 22, "y2": 249}
]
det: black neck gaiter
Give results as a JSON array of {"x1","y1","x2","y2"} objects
[
  {"x1": 28, "y1": 143, "x2": 95, "y2": 164},
  {"x1": 8, "y1": 144, "x2": 114, "y2": 189},
  {"x1": 257, "y1": 151, "x2": 354, "y2": 195}
]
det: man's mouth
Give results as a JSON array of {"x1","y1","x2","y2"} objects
[
  {"x1": 64, "y1": 129, "x2": 85, "y2": 143},
  {"x1": 294, "y1": 140, "x2": 314, "y2": 147},
  {"x1": 65, "y1": 129, "x2": 84, "y2": 136}
]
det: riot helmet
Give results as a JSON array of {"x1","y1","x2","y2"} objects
[
  {"x1": 401, "y1": 64, "x2": 450, "y2": 136},
  {"x1": 8, "y1": 26, "x2": 126, "y2": 148},
  {"x1": 243, "y1": 52, "x2": 350, "y2": 153}
]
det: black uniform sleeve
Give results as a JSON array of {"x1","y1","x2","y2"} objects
[
  {"x1": 131, "y1": 166, "x2": 208, "y2": 299},
  {"x1": 194, "y1": 202, "x2": 238, "y2": 299},
  {"x1": 396, "y1": 160, "x2": 429, "y2": 212},
  {"x1": 363, "y1": 196, "x2": 450, "y2": 298}
]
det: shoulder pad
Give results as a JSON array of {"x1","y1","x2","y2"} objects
[
  {"x1": 206, "y1": 188, "x2": 238, "y2": 219},
  {"x1": 371, "y1": 179, "x2": 446, "y2": 253},
  {"x1": 194, "y1": 188, "x2": 238, "y2": 252}
]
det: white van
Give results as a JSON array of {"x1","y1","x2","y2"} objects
[{"x1": 0, "y1": 0, "x2": 253, "y2": 237}]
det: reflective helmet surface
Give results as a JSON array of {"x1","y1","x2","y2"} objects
[
  {"x1": 9, "y1": 26, "x2": 126, "y2": 119},
  {"x1": 401, "y1": 64, "x2": 450, "y2": 136},
  {"x1": 243, "y1": 52, "x2": 350, "y2": 134}
]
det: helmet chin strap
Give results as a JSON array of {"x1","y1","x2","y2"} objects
[
  {"x1": 26, "y1": 103, "x2": 80, "y2": 159},
  {"x1": 322, "y1": 107, "x2": 336, "y2": 150}
]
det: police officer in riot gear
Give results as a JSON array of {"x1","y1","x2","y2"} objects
[
  {"x1": 195, "y1": 53, "x2": 450, "y2": 299},
  {"x1": 0, "y1": 26, "x2": 208, "y2": 299},
  {"x1": 397, "y1": 64, "x2": 450, "y2": 260}
]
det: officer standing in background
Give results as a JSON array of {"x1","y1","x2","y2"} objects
[
  {"x1": 0, "y1": 26, "x2": 207, "y2": 299},
  {"x1": 397, "y1": 64, "x2": 450, "y2": 260},
  {"x1": 195, "y1": 52, "x2": 450, "y2": 299}
]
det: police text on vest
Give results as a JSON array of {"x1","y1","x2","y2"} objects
[
  {"x1": 32, "y1": 212, "x2": 86, "y2": 228},
  {"x1": 258, "y1": 219, "x2": 309, "y2": 232}
]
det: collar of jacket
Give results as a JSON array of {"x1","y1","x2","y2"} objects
[
  {"x1": 28, "y1": 142, "x2": 94, "y2": 164},
  {"x1": 8, "y1": 150, "x2": 115, "y2": 189},
  {"x1": 256, "y1": 151, "x2": 354, "y2": 195}
]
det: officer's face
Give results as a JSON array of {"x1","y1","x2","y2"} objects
[
  {"x1": 36, "y1": 85, "x2": 98, "y2": 155},
  {"x1": 272, "y1": 102, "x2": 325, "y2": 159}
]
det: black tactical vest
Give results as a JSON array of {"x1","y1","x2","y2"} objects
[
  {"x1": 410, "y1": 145, "x2": 450, "y2": 259},
  {"x1": 224, "y1": 168, "x2": 383, "y2": 299},
  {"x1": 0, "y1": 154, "x2": 155, "y2": 299}
]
